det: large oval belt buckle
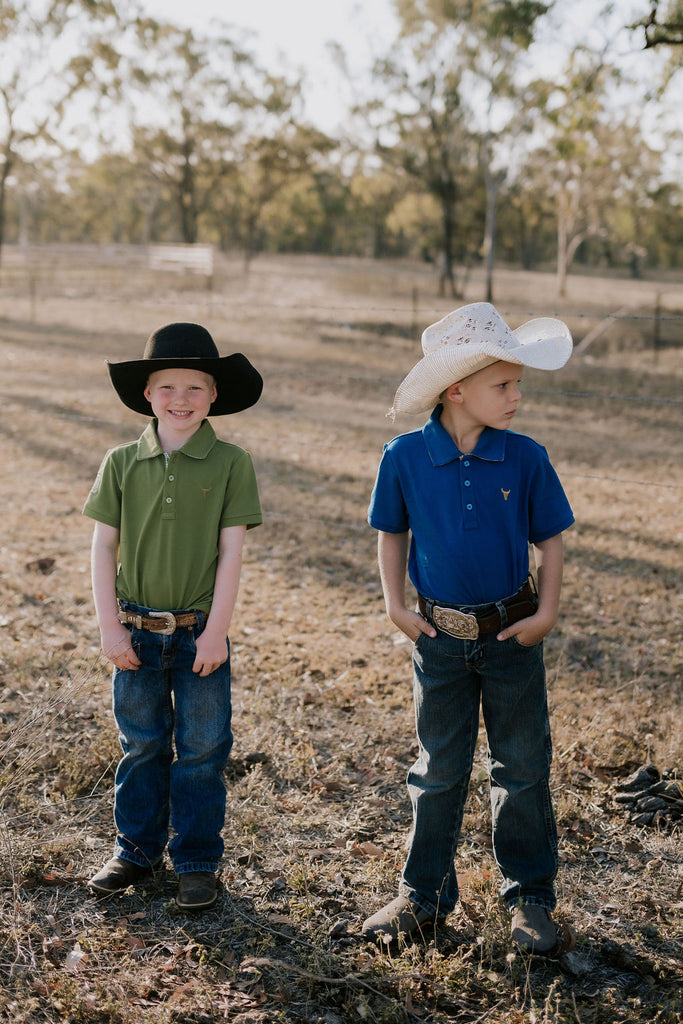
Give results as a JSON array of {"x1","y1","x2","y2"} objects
[
  {"x1": 149, "y1": 610, "x2": 177, "y2": 635},
  {"x1": 432, "y1": 606, "x2": 479, "y2": 639}
]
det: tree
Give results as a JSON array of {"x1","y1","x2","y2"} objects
[
  {"x1": 116, "y1": 19, "x2": 334, "y2": 258},
  {"x1": 0, "y1": 1, "x2": 113, "y2": 261},
  {"x1": 634, "y1": 0, "x2": 683, "y2": 47},
  {"x1": 356, "y1": 52, "x2": 478, "y2": 297},
  {"x1": 524, "y1": 49, "x2": 668, "y2": 295},
  {"x1": 63, "y1": 151, "x2": 158, "y2": 243},
  {"x1": 347, "y1": 168, "x2": 407, "y2": 258},
  {"x1": 118, "y1": 22, "x2": 274, "y2": 245},
  {"x1": 363, "y1": 1, "x2": 549, "y2": 297},
  {"x1": 529, "y1": 58, "x2": 615, "y2": 297},
  {"x1": 219, "y1": 124, "x2": 335, "y2": 265}
]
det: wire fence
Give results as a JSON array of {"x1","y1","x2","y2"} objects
[{"x1": 4, "y1": 291, "x2": 681, "y2": 587}]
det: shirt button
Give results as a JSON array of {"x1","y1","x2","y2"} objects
[
  {"x1": 466, "y1": 503, "x2": 473, "y2": 511},
  {"x1": 464, "y1": 480, "x2": 471, "y2": 487},
  {"x1": 168, "y1": 475, "x2": 175, "y2": 481},
  {"x1": 463, "y1": 461, "x2": 470, "y2": 467},
  {"x1": 166, "y1": 497, "x2": 173, "y2": 504}
]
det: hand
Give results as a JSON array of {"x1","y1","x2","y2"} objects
[
  {"x1": 389, "y1": 606, "x2": 438, "y2": 643},
  {"x1": 193, "y1": 628, "x2": 228, "y2": 677},
  {"x1": 497, "y1": 611, "x2": 555, "y2": 646},
  {"x1": 100, "y1": 622, "x2": 141, "y2": 671}
]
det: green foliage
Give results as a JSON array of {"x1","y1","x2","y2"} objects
[
  {"x1": 0, "y1": 1, "x2": 681, "y2": 275},
  {"x1": 395, "y1": 0, "x2": 549, "y2": 44},
  {"x1": 636, "y1": 0, "x2": 683, "y2": 48},
  {"x1": 487, "y1": 1, "x2": 550, "y2": 46}
]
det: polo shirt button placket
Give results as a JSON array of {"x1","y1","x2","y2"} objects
[
  {"x1": 462, "y1": 460, "x2": 477, "y2": 526},
  {"x1": 163, "y1": 455, "x2": 177, "y2": 520}
]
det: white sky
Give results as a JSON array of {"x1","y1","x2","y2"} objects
[
  {"x1": 139, "y1": 0, "x2": 400, "y2": 132},
  {"x1": 136, "y1": 2, "x2": 670, "y2": 132},
  {"x1": 78, "y1": 0, "x2": 672, "y2": 166}
]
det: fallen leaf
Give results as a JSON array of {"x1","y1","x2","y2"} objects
[{"x1": 358, "y1": 841, "x2": 386, "y2": 859}]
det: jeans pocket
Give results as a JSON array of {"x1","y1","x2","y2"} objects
[
  {"x1": 414, "y1": 630, "x2": 430, "y2": 651},
  {"x1": 510, "y1": 635, "x2": 542, "y2": 650}
]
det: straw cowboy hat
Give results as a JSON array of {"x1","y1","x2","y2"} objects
[
  {"x1": 391, "y1": 302, "x2": 572, "y2": 416},
  {"x1": 107, "y1": 322, "x2": 263, "y2": 416}
]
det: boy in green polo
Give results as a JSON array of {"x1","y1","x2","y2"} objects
[{"x1": 83, "y1": 322, "x2": 263, "y2": 910}]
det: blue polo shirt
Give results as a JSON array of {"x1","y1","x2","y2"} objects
[{"x1": 367, "y1": 406, "x2": 574, "y2": 605}]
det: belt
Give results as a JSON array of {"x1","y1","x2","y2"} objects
[
  {"x1": 117, "y1": 608, "x2": 199, "y2": 636},
  {"x1": 418, "y1": 579, "x2": 537, "y2": 640}
]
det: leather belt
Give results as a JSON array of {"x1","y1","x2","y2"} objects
[
  {"x1": 418, "y1": 579, "x2": 537, "y2": 640},
  {"x1": 117, "y1": 609, "x2": 199, "y2": 636}
]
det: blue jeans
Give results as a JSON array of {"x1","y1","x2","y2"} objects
[
  {"x1": 111, "y1": 604, "x2": 232, "y2": 874},
  {"x1": 401, "y1": 624, "x2": 558, "y2": 918}
]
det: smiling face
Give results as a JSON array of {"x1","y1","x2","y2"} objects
[{"x1": 144, "y1": 367, "x2": 217, "y2": 448}]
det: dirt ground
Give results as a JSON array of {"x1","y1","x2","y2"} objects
[{"x1": 0, "y1": 254, "x2": 681, "y2": 1023}]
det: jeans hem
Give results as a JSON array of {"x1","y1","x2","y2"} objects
[
  {"x1": 113, "y1": 844, "x2": 162, "y2": 869},
  {"x1": 400, "y1": 883, "x2": 454, "y2": 919},
  {"x1": 174, "y1": 863, "x2": 219, "y2": 875},
  {"x1": 506, "y1": 895, "x2": 557, "y2": 912}
]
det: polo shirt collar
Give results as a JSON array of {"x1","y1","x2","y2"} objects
[
  {"x1": 422, "y1": 405, "x2": 507, "y2": 465},
  {"x1": 136, "y1": 419, "x2": 217, "y2": 461}
]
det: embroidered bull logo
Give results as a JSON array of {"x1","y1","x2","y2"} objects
[{"x1": 501, "y1": 489, "x2": 510, "y2": 501}]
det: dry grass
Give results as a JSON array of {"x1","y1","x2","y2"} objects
[{"x1": 0, "y1": 253, "x2": 681, "y2": 1023}]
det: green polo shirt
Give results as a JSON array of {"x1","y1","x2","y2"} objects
[{"x1": 83, "y1": 419, "x2": 262, "y2": 612}]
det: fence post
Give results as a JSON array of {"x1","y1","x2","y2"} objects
[{"x1": 653, "y1": 292, "x2": 661, "y2": 363}]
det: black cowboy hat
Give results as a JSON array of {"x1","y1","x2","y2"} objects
[{"x1": 107, "y1": 322, "x2": 263, "y2": 416}]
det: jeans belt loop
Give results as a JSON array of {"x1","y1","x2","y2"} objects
[
  {"x1": 418, "y1": 586, "x2": 535, "y2": 640},
  {"x1": 117, "y1": 607, "x2": 188, "y2": 635},
  {"x1": 419, "y1": 596, "x2": 480, "y2": 639}
]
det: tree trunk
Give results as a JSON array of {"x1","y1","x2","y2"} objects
[
  {"x1": 481, "y1": 137, "x2": 504, "y2": 304},
  {"x1": 556, "y1": 189, "x2": 571, "y2": 298},
  {"x1": 179, "y1": 140, "x2": 198, "y2": 244},
  {"x1": 0, "y1": 143, "x2": 14, "y2": 272},
  {"x1": 439, "y1": 193, "x2": 458, "y2": 298}
]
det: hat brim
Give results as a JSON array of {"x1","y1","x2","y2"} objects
[
  {"x1": 107, "y1": 354, "x2": 263, "y2": 416},
  {"x1": 391, "y1": 317, "x2": 572, "y2": 415}
]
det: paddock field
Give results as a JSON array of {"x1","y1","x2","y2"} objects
[{"x1": 0, "y1": 253, "x2": 681, "y2": 1024}]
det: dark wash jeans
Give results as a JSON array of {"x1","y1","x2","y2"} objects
[
  {"x1": 401, "y1": 627, "x2": 558, "y2": 918},
  {"x1": 111, "y1": 603, "x2": 232, "y2": 874}
]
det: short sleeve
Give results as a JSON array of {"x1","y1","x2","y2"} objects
[
  {"x1": 220, "y1": 449, "x2": 262, "y2": 530},
  {"x1": 367, "y1": 446, "x2": 409, "y2": 534},
  {"x1": 528, "y1": 447, "x2": 574, "y2": 543},
  {"x1": 82, "y1": 449, "x2": 123, "y2": 528}
]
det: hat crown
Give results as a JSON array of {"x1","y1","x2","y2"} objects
[
  {"x1": 421, "y1": 302, "x2": 516, "y2": 357},
  {"x1": 107, "y1": 322, "x2": 263, "y2": 416},
  {"x1": 143, "y1": 322, "x2": 220, "y2": 361},
  {"x1": 391, "y1": 302, "x2": 572, "y2": 417}
]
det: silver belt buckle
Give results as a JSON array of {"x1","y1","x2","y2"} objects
[
  {"x1": 432, "y1": 605, "x2": 479, "y2": 639},
  {"x1": 149, "y1": 610, "x2": 177, "y2": 635}
]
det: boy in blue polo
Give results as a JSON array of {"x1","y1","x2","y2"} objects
[
  {"x1": 83, "y1": 323, "x2": 262, "y2": 911},
  {"x1": 363, "y1": 303, "x2": 576, "y2": 956}
]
